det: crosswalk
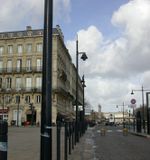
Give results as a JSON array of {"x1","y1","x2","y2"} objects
[{"x1": 97, "y1": 129, "x2": 123, "y2": 133}]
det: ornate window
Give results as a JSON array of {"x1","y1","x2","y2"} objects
[
  {"x1": 17, "y1": 44, "x2": 23, "y2": 55},
  {"x1": 0, "y1": 46, "x2": 4, "y2": 56},
  {"x1": 36, "y1": 95, "x2": 41, "y2": 103},
  {"x1": 8, "y1": 45, "x2": 13, "y2": 55},
  {"x1": 26, "y1": 43, "x2": 32, "y2": 53},
  {"x1": 36, "y1": 43, "x2": 42, "y2": 52}
]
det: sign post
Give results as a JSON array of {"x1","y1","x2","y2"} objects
[{"x1": 130, "y1": 99, "x2": 136, "y2": 132}]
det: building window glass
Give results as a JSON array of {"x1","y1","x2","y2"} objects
[
  {"x1": 25, "y1": 95, "x2": 30, "y2": 103},
  {"x1": 0, "y1": 61, "x2": 3, "y2": 73},
  {"x1": 5, "y1": 95, "x2": 12, "y2": 104},
  {"x1": 16, "y1": 59, "x2": 22, "y2": 72},
  {"x1": 0, "y1": 46, "x2": 4, "y2": 56},
  {"x1": 36, "y1": 95, "x2": 41, "y2": 103},
  {"x1": 16, "y1": 77, "x2": 21, "y2": 90},
  {"x1": 0, "y1": 96, "x2": 2, "y2": 104},
  {"x1": 8, "y1": 45, "x2": 13, "y2": 55},
  {"x1": 15, "y1": 95, "x2": 20, "y2": 104},
  {"x1": 26, "y1": 44, "x2": 32, "y2": 53},
  {"x1": 6, "y1": 77, "x2": 12, "y2": 89},
  {"x1": 26, "y1": 59, "x2": 32, "y2": 71},
  {"x1": 7, "y1": 60, "x2": 12, "y2": 72},
  {"x1": 36, "y1": 59, "x2": 42, "y2": 71},
  {"x1": 26, "y1": 77, "x2": 32, "y2": 90},
  {"x1": 17, "y1": 44, "x2": 23, "y2": 55},
  {"x1": 36, "y1": 43, "x2": 42, "y2": 52},
  {"x1": 0, "y1": 78, "x2": 2, "y2": 88},
  {"x1": 36, "y1": 77, "x2": 42, "y2": 89}
]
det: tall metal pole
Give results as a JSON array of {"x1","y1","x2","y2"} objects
[
  {"x1": 0, "y1": 120, "x2": 8, "y2": 160},
  {"x1": 123, "y1": 102, "x2": 125, "y2": 128},
  {"x1": 146, "y1": 92, "x2": 150, "y2": 134},
  {"x1": 40, "y1": 0, "x2": 53, "y2": 160},
  {"x1": 75, "y1": 37, "x2": 79, "y2": 142},
  {"x1": 141, "y1": 86, "x2": 145, "y2": 132},
  {"x1": 82, "y1": 75, "x2": 85, "y2": 133},
  {"x1": 16, "y1": 96, "x2": 20, "y2": 127},
  {"x1": 2, "y1": 96, "x2": 4, "y2": 121}
]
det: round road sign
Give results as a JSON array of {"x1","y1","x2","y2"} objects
[{"x1": 131, "y1": 99, "x2": 136, "y2": 104}]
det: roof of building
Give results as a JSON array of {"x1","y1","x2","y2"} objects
[{"x1": 0, "y1": 25, "x2": 64, "y2": 40}]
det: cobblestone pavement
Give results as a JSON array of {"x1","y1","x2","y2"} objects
[
  {"x1": 8, "y1": 127, "x2": 40, "y2": 160},
  {"x1": 68, "y1": 127, "x2": 96, "y2": 160}
]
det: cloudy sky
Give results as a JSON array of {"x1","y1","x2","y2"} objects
[{"x1": 1, "y1": 0, "x2": 150, "y2": 112}]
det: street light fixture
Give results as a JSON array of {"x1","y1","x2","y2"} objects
[
  {"x1": 131, "y1": 85, "x2": 150, "y2": 132},
  {"x1": 76, "y1": 37, "x2": 88, "y2": 143}
]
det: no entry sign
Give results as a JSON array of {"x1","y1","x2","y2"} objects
[{"x1": 131, "y1": 99, "x2": 136, "y2": 104}]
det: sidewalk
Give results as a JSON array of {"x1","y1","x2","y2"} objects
[
  {"x1": 130, "y1": 131, "x2": 150, "y2": 138},
  {"x1": 68, "y1": 127, "x2": 96, "y2": 160}
]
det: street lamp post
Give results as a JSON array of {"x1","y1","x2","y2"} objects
[
  {"x1": 29, "y1": 103, "x2": 35, "y2": 126},
  {"x1": 146, "y1": 92, "x2": 150, "y2": 134},
  {"x1": 0, "y1": 92, "x2": 5, "y2": 121},
  {"x1": 131, "y1": 85, "x2": 150, "y2": 133},
  {"x1": 116, "y1": 102, "x2": 126, "y2": 128},
  {"x1": 16, "y1": 95, "x2": 20, "y2": 127},
  {"x1": 128, "y1": 109, "x2": 131, "y2": 130},
  {"x1": 81, "y1": 75, "x2": 86, "y2": 134},
  {"x1": 40, "y1": 0, "x2": 53, "y2": 160},
  {"x1": 75, "y1": 37, "x2": 87, "y2": 143}
]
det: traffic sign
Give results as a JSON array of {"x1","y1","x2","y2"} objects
[
  {"x1": 130, "y1": 104, "x2": 136, "y2": 108},
  {"x1": 131, "y1": 99, "x2": 136, "y2": 104}
]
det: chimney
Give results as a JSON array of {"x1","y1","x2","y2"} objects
[{"x1": 26, "y1": 26, "x2": 32, "y2": 31}]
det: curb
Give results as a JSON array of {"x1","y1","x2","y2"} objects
[{"x1": 129, "y1": 131, "x2": 150, "y2": 138}]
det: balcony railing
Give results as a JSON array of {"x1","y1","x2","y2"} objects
[
  {"x1": 0, "y1": 66, "x2": 42, "y2": 74},
  {"x1": 0, "y1": 87, "x2": 42, "y2": 93}
]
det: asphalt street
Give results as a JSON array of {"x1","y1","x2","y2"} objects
[{"x1": 93, "y1": 125, "x2": 150, "y2": 160}]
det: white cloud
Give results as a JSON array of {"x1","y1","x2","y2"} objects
[
  {"x1": 0, "y1": 0, "x2": 71, "y2": 31},
  {"x1": 54, "y1": 0, "x2": 71, "y2": 23},
  {"x1": 66, "y1": 0, "x2": 150, "y2": 111}
]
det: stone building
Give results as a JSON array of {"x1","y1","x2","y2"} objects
[{"x1": 0, "y1": 25, "x2": 83, "y2": 125}]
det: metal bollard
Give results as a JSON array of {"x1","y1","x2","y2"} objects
[
  {"x1": 57, "y1": 121, "x2": 61, "y2": 160},
  {"x1": 72, "y1": 122, "x2": 74, "y2": 149},
  {"x1": 123, "y1": 128, "x2": 128, "y2": 136},
  {"x1": 0, "y1": 120, "x2": 8, "y2": 160},
  {"x1": 64, "y1": 122, "x2": 68, "y2": 160},
  {"x1": 68, "y1": 123, "x2": 71, "y2": 155},
  {"x1": 100, "y1": 128, "x2": 106, "y2": 136}
]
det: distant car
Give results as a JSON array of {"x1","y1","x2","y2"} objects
[
  {"x1": 105, "y1": 121, "x2": 115, "y2": 126},
  {"x1": 89, "y1": 121, "x2": 96, "y2": 127}
]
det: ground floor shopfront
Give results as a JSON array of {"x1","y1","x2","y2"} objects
[
  {"x1": 0, "y1": 105, "x2": 41, "y2": 126},
  {"x1": 0, "y1": 98, "x2": 75, "y2": 126}
]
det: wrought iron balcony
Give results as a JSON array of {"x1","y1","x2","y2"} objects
[
  {"x1": 0, "y1": 66, "x2": 42, "y2": 75},
  {"x1": 0, "y1": 87, "x2": 42, "y2": 94}
]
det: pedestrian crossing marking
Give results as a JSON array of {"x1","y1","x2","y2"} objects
[
  {"x1": 117, "y1": 129, "x2": 122, "y2": 132},
  {"x1": 107, "y1": 130, "x2": 113, "y2": 132},
  {"x1": 97, "y1": 129, "x2": 126, "y2": 133}
]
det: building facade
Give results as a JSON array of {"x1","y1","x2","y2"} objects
[{"x1": 0, "y1": 26, "x2": 83, "y2": 125}]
